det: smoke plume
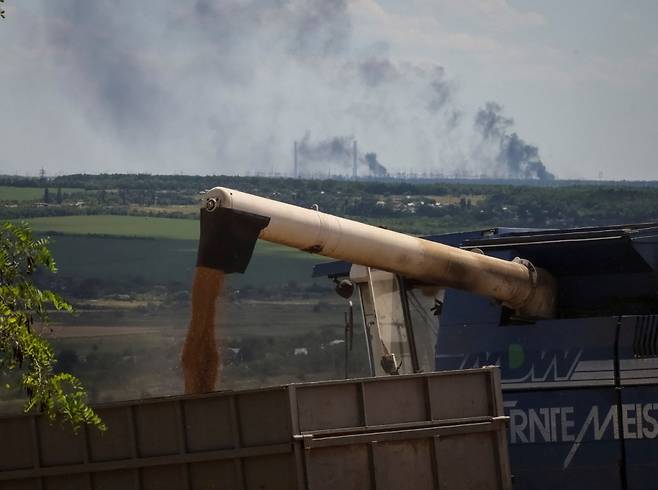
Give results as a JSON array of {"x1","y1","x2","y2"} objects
[
  {"x1": 296, "y1": 134, "x2": 388, "y2": 177},
  {"x1": 364, "y1": 153, "x2": 387, "y2": 177},
  {"x1": 0, "y1": 0, "x2": 553, "y2": 179},
  {"x1": 475, "y1": 103, "x2": 554, "y2": 180},
  {"x1": 297, "y1": 134, "x2": 353, "y2": 169}
]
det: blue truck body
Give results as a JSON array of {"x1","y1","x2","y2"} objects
[{"x1": 436, "y1": 223, "x2": 658, "y2": 490}]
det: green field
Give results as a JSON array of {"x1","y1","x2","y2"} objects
[
  {"x1": 26, "y1": 215, "x2": 199, "y2": 239},
  {"x1": 26, "y1": 215, "x2": 325, "y2": 258},
  {"x1": 0, "y1": 185, "x2": 86, "y2": 202},
  {"x1": 46, "y1": 235, "x2": 324, "y2": 288},
  {"x1": 26, "y1": 215, "x2": 326, "y2": 288},
  {"x1": 21, "y1": 210, "x2": 451, "y2": 240}
]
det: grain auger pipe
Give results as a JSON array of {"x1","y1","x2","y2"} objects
[{"x1": 196, "y1": 187, "x2": 557, "y2": 318}]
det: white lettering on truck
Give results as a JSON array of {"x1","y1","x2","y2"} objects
[{"x1": 504, "y1": 401, "x2": 658, "y2": 468}]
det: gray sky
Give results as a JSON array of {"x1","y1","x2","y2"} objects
[{"x1": 1, "y1": 0, "x2": 656, "y2": 180}]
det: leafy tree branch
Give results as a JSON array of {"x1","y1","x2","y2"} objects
[{"x1": 0, "y1": 222, "x2": 105, "y2": 431}]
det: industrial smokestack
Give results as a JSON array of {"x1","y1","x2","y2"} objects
[
  {"x1": 352, "y1": 140, "x2": 357, "y2": 180},
  {"x1": 293, "y1": 140, "x2": 299, "y2": 178}
]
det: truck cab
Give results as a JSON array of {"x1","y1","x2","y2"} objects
[{"x1": 315, "y1": 222, "x2": 658, "y2": 490}]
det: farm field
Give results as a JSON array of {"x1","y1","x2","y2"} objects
[
  {"x1": 1, "y1": 180, "x2": 474, "y2": 409},
  {"x1": 24, "y1": 212, "x2": 432, "y2": 241},
  {"x1": 18, "y1": 208, "x2": 456, "y2": 237},
  {"x1": 0, "y1": 297, "x2": 366, "y2": 409},
  {"x1": 25, "y1": 214, "x2": 199, "y2": 239},
  {"x1": 41, "y1": 233, "x2": 324, "y2": 289},
  {"x1": 19, "y1": 214, "x2": 325, "y2": 289},
  {"x1": 0, "y1": 213, "x2": 349, "y2": 406},
  {"x1": 0, "y1": 185, "x2": 87, "y2": 201},
  {"x1": 0, "y1": 268, "x2": 358, "y2": 412},
  {"x1": 26, "y1": 214, "x2": 325, "y2": 258},
  {"x1": 351, "y1": 215, "x2": 473, "y2": 235},
  {"x1": 129, "y1": 204, "x2": 197, "y2": 216},
  {"x1": 48, "y1": 298, "x2": 351, "y2": 339}
]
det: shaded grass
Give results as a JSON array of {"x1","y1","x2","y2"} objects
[{"x1": 41, "y1": 233, "x2": 325, "y2": 288}]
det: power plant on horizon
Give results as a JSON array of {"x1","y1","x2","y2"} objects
[
  {"x1": 249, "y1": 133, "x2": 555, "y2": 181},
  {"x1": 291, "y1": 137, "x2": 389, "y2": 180}
]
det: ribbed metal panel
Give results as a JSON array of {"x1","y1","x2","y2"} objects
[{"x1": 0, "y1": 368, "x2": 511, "y2": 490}]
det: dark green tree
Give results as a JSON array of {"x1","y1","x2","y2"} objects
[
  {"x1": 43, "y1": 187, "x2": 50, "y2": 203},
  {"x1": 56, "y1": 187, "x2": 63, "y2": 204},
  {"x1": 0, "y1": 222, "x2": 105, "y2": 431}
]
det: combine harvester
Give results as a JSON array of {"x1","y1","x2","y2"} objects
[
  {"x1": 200, "y1": 188, "x2": 658, "y2": 489},
  {"x1": 3, "y1": 186, "x2": 656, "y2": 489}
]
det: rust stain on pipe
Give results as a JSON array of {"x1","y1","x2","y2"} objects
[{"x1": 302, "y1": 244, "x2": 324, "y2": 253}]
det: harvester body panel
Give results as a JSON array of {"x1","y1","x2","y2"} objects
[
  {"x1": 313, "y1": 221, "x2": 658, "y2": 489},
  {"x1": 427, "y1": 224, "x2": 658, "y2": 489}
]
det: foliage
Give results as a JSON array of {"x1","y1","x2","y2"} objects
[
  {"x1": 1, "y1": 0, "x2": 5, "y2": 19},
  {"x1": 0, "y1": 222, "x2": 105, "y2": 430},
  {"x1": 3, "y1": 173, "x2": 658, "y2": 234}
]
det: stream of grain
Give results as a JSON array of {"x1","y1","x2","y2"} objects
[{"x1": 181, "y1": 266, "x2": 224, "y2": 394}]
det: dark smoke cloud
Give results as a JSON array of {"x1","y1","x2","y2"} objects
[
  {"x1": 364, "y1": 153, "x2": 387, "y2": 177},
  {"x1": 298, "y1": 134, "x2": 353, "y2": 164},
  {"x1": 296, "y1": 134, "x2": 388, "y2": 177},
  {"x1": 475, "y1": 102, "x2": 554, "y2": 180}
]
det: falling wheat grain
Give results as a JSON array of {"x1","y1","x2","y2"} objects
[{"x1": 181, "y1": 266, "x2": 224, "y2": 394}]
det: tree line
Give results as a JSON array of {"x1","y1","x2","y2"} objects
[{"x1": 2, "y1": 174, "x2": 658, "y2": 232}]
